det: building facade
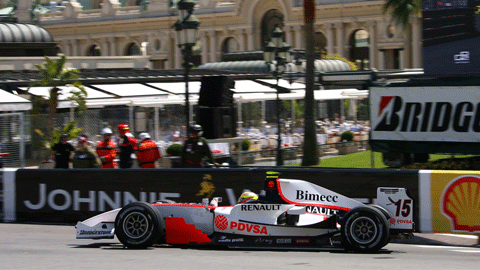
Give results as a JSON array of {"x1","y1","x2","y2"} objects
[{"x1": 13, "y1": 0, "x2": 422, "y2": 70}]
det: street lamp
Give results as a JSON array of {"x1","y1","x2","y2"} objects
[
  {"x1": 264, "y1": 26, "x2": 292, "y2": 166},
  {"x1": 174, "y1": 0, "x2": 200, "y2": 128}
]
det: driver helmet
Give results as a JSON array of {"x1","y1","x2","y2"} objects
[
  {"x1": 117, "y1": 124, "x2": 129, "y2": 135},
  {"x1": 188, "y1": 124, "x2": 203, "y2": 137},
  {"x1": 237, "y1": 191, "x2": 258, "y2": 204}
]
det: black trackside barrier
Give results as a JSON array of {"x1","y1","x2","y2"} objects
[{"x1": 13, "y1": 168, "x2": 419, "y2": 225}]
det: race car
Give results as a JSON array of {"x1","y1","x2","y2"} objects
[{"x1": 76, "y1": 172, "x2": 414, "y2": 252}]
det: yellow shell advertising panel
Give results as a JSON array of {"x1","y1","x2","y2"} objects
[{"x1": 431, "y1": 171, "x2": 480, "y2": 233}]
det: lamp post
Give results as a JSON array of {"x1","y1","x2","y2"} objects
[
  {"x1": 174, "y1": 0, "x2": 200, "y2": 128},
  {"x1": 264, "y1": 26, "x2": 292, "y2": 166}
]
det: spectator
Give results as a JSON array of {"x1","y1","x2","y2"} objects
[
  {"x1": 96, "y1": 127, "x2": 117, "y2": 169},
  {"x1": 117, "y1": 124, "x2": 138, "y2": 168},
  {"x1": 323, "y1": 114, "x2": 331, "y2": 125},
  {"x1": 72, "y1": 135, "x2": 101, "y2": 168},
  {"x1": 350, "y1": 120, "x2": 364, "y2": 132},
  {"x1": 181, "y1": 124, "x2": 219, "y2": 168},
  {"x1": 137, "y1": 133, "x2": 161, "y2": 168},
  {"x1": 0, "y1": 141, "x2": 9, "y2": 169},
  {"x1": 51, "y1": 133, "x2": 75, "y2": 168}
]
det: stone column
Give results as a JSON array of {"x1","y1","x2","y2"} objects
[
  {"x1": 327, "y1": 23, "x2": 334, "y2": 55},
  {"x1": 109, "y1": 37, "x2": 116, "y2": 56},
  {"x1": 175, "y1": 43, "x2": 182, "y2": 69},
  {"x1": 201, "y1": 33, "x2": 208, "y2": 64},
  {"x1": 72, "y1": 39, "x2": 79, "y2": 56},
  {"x1": 246, "y1": 28, "x2": 255, "y2": 51},
  {"x1": 367, "y1": 21, "x2": 376, "y2": 69},
  {"x1": 101, "y1": 38, "x2": 109, "y2": 57},
  {"x1": 379, "y1": 50, "x2": 385, "y2": 70},
  {"x1": 411, "y1": 17, "x2": 422, "y2": 68},
  {"x1": 285, "y1": 25, "x2": 293, "y2": 48},
  {"x1": 335, "y1": 22, "x2": 344, "y2": 56},
  {"x1": 237, "y1": 29, "x2": 245, "y2": 51},
  {"x1": 294, "y1": 25, "x2": 302, "y2": 49},
  {"x1": 64, "y1": 40, "x2": 72, "y2": 56},
  {"x1": 399, "y1": 49, "x2": 405, "y2": 69},
  {"x1": 209, "y1": 30, "x2": 216, "y2": 63}
]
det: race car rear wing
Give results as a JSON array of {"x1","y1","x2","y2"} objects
[{"x1": 376, "y1": 187, "x2": 415, "y2": 232}]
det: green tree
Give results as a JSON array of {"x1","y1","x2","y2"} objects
[
  {"x1": 383, "y1": 0, "x2": 421, "y2": 29},
  {"x1": 29, "y1": 55, "x2": 87, "y2": 141}
]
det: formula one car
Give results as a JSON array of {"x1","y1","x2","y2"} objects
[{"x1": 76, "y1": 172, "x2": 414, "y2": 252}]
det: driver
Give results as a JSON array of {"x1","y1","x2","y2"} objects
[{"x1": 237, "y1": 191, "x2": 258, "y2": 204}]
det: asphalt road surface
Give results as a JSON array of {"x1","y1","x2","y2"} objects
[{"x1": 1, "y1": 223, "x2": 479, "y2": 270}]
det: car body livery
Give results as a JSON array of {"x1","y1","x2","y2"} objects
[{"x1": 76, "y1": 172, "x2": 414, "y2": 252}]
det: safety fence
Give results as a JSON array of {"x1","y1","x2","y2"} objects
[{"x1": 1, "y1": 106, "x2": 368, "y2": 169}]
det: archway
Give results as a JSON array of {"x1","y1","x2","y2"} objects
[
  {"x1": 86, "y1": 45, "x2": 101, "y2": 56},
  {"x1": 261, "y1": 9, "x2": 284, "y2": 47},
  {"x1": 349, "y1": 29, "x2": 370, "y2": 69},
  {"x1": 91, "y1": 0, "x2": 103, "y2": 9},
  {"x1": 315, "y1": 32, "x2": 327, "y2": 54},
  {"x1": 221, "y1": 37, "x2": 239, "y2": 53},
  {"x1": 125, "y1": 43, "x2": 140, "y2": 56}
]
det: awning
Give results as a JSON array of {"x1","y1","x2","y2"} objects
[
  {"x1": 254, "y1": 79, "x2": 306, "y2": 91},
  {"x1": 90, "y1": 83, "x2": 169, "y2": 97},
  {"x1": 314, "y1": 89, "x2": 368, "y2": 100},
  {"x1": 0, "y1": 89, "x2": 32, "y2": 111},
  {"x1": 20, "y1": 85, "x2": 116, "y2": 109},
  {"x1": 234, "y1": 89, "x2": 367, "y2": 102},
  {"x1": 146, "y1": 82, "x2": 202, "y2": 95},
  {"x1": 15, "y1": 81, "x2": 367, "y2": 109}
]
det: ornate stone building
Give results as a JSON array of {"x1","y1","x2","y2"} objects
[{"x1": 14, "y1": 0, "x2": 422, "y2": 70}]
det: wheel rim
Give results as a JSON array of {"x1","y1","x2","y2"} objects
[
  {"x1": 123, "y1": 212, "x2": 149, "y2": 239},
  {"x1": 350, "y1": 216, "x2": 378, "y2": 244}
]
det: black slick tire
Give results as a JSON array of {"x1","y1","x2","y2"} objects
[
  {"x1": 341, "y1": 206, "x2": 389, "y2": 253},
  {"x1": 115, "y1": 202, "x2": 164, "y2": 249}
]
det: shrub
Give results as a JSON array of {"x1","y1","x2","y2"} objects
[
  {"x1": 235, "y1": 138, "x2": 251, "y2": 151},
  {"x1": 166, "y1": 143, "x2": 183, "y2": 156},
  {"x1": 340, "y1": 131, "x2": 354, "y2": 142}
]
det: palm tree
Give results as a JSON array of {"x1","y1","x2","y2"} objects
[
  {"x1": 301, "y1": 0, "x2": 319, "y2": 166},
  {"x1": 30, "y1": 55, "x2": 87, "y2": 141},
  {"x1": 383, "y1": 0, "x2": 422, "y2": 29}
]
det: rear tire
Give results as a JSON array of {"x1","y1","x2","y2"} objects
[
  {"x1": 115, "y1": 202, "x2": 164, "y2": 249},
  {"x1": 341, "y1": 206, "x2": 389, "y2": 252}
]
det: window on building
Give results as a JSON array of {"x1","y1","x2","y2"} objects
[
  {"x1": 261, "y1": 9, "x2": 284, "y2": 48},
  {"x1": 87, "y1": 45, "x2": 101, "y2": 56},
  {"x1": 125, "y1": 43, "x2": 140, "y2": 55},
  {"x1": 222, "y1": 37, "x2": 238, "y2": 53}
]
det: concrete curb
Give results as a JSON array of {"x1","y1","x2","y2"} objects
[{"x1": 392, "y1": 233, "x2": 479, "y2": 247}]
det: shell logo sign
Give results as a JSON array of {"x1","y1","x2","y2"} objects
[{"x1": 439, "y1": 175, "x2": 480, "y2": 233}]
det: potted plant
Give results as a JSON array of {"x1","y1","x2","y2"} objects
[
  {"x1": 163, "y1": 143, "x2": 184, "y2": 168},
  {"x1": 338, "y1": 131, "x2": 357, "y2": 155}
]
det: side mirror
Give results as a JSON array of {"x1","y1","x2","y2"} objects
[{"x1": 209, "y1": 197, "x2": 222, "y2": 207}]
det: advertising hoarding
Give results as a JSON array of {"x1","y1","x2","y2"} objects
[
  {"x1": 370, "y1": 86, "x2": 480, "y2": 142},
  {"x1": 420, "y1": 170, "x2": 480, "y2": 233},
  {"x1": 422, "y1": 0, "x2": 480, "y2": 75}
]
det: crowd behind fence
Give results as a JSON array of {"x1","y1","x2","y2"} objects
[{"x1": 0, "y1": 107, "x2": 369, "y2": 168}]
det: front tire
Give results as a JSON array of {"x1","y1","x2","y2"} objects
[
  {"x1": 341, "y1": 206, "x2": 389, "y2": 252},
  {"x1": 115, "y1": 202, "x2": 164, "y2": 249}
]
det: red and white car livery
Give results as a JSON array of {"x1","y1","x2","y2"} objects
[{"x1": 76, "y1": 172, "x2": 414, "y2": 252}]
